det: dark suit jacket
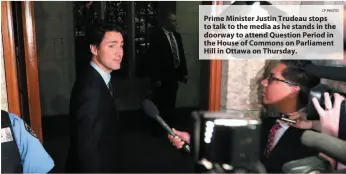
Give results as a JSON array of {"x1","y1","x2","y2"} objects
[
  {"x1": 146, "y1": 28, "x2": 188, "y2": 82},
  {"x1": 260, "y1": 118, "x2": 318, "y2": 173},
  {"x1": 66, "y1": 65, "x2": 119, "y2": 173}
]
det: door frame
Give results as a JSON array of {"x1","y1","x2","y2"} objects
[
  {"x1": 208, "y1": 1, "x2": 223, "y2": 111},
  {"x1": 2, "y1": 1, "x2": 21, "y2": 116},
  {"x1": 2, "y1": 1, "x2": 223, "y2": 142},
  {"x1": 21, "y1": 1, "x2": 43, "y2": 142},
  {"x1": 1, "y1": 1, "x2": 43, "y2": 142}
]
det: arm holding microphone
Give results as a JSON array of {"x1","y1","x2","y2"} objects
[
  {"x1": 311, "y1": 92, "x2": 344, "y2": 137},
  {"x1": 168, "y1": 129, "x2": 191, "y2": 150},
  {"x1": 313, "y1": 92, "x2": 346, "y2": 170},
  {"x1": 284, "y1": 130, "x2": 346, "y2": 173},
  {"x1": 286, "y1": 109, "x2": 321, "y2": 132},
  {"x1": 301, "y1": 130, "x2": 346, "y2": 166},
  {"x1": 287, "y1": 92, "x2": 345, "y2": 170},
  {"x1": 287, "y1": 92, "x2": 344, "y2": 136},
  {"x1": 142, "y1": 99, "x2": 191, "y2": 153}
]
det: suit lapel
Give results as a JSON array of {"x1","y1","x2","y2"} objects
[
  {"x1": 88, "y1": 65, "x2": 115, "y2": 103},
  {"x1": 173, "y1": 32, "x2": 183, "y2": 58},
  {"x1": 270, "y1": 126, "x2": 295, "y2": 155},
  {"x1": 159, "y1": 29, "x2": 170, "y2": 49}
]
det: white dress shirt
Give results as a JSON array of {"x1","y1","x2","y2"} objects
[
  {"x1": 162, "y1": 28, "x2": 180, "y2": 62},
  {"x1": 272, "y1": 121, "x2": 290, "y2": 148},
  {"x1": 271, "y1": 107, "x2": 306, "y2": 148},
  {"x1": 90, "y1": 61, "x2": 111, "y2": 86}
]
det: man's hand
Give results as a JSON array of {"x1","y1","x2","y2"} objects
[
  {"x1": 168, "y1": 128, "x2": 190, "y2": 149},
  {"x1": 312, "y1": 92, "x2": 345, "y2": 137},
  {"x1": 287, "y1": 111, "x2": 313, "y2": 129},
  {"x1": 151, "y1": 81, "x2": 161, "y2": 89},
  {"x1": 181, "y1": 76, "x2": 187, "y2": 84}
]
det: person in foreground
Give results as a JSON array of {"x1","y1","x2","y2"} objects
[
  {"x1": 168, "y1": 60, "x2": 320, "y2": 173},
  {"x1": 288, "y1": 92, "x2": 346, "y2": 169},
  {"x1": 259, "y1": 60, "x2": 320, "y2": 173},
  {"x1": 146, "y1": 12, "x2": 188, "y2": 129},
  {"x1": 1, "y1": 110, "x2": 54, "y2": 173},
  {"x1": 65, "y1": 22, "x2": 124, "y2": 172}
]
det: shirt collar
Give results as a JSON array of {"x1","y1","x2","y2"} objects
[
  {"x1": 162, "y1": 27, "x2": 171, "y2": 35},
  {"x1": 90, "y1": 61, "x2": 111, "y2": 85},
  {"x1": 277, "y1": 121, "x2": 290, "y2": 130}
]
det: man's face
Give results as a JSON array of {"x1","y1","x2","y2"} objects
[
  {"x1": 261, "y1": 63, "x2": 300, "y2": 105},
  {"x1": 166, "y1": 14, "x2": 177, "y2": 31},
  {"x1": 90, "y1": 31, "x2": 124, "y2": 72}
]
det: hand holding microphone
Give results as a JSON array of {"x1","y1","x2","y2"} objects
[
  {"x1": 287, "y1": 111, "x2": 313, "y2": 129},
  {"x1": 168, "y1": 128, "x2": 190, "y2": 149},
  {"x1": 286, "y1": 92, "x2": 345, "y2": 135},
  {"x1": 142, "y1": 99, "x2": 191, "y2": 153}
]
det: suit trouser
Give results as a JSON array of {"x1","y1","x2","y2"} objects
[{"x1": 152, "y1": 80, "x2": 179, "y2": 136}]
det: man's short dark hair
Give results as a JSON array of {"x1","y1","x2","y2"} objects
[
  {"x1": 280, "y1": 60, "x2": 320, "y2": 106},
  {"x1": 163, "y1": 11, "x2": 175, "y2": 21},
  {"x1": 88, "y1": 21, "x2": 124, "y2": 47}
]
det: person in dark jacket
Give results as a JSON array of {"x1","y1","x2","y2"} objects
[
  {"x1": 146, "y1": 12, "x2": 188, "y2": 129},
  {"x1": 65, "y1": 22, "x2": 124, "y2": 173},
  {"x1": 169, "y1": 60, "x2": 320, "y2": 173}
]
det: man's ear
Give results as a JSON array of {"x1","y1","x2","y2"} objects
[
  {"x1": 290, "y1": 86, "x2": 300, "y2": 97},
  {"x1": 90, "y1": 44, "x2": 98, "y2": 56}
]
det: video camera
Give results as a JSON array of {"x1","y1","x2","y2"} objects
[
  {"x1": 192, "y1": 111, "x2": 266, "y2": 173},
  {"x1": 282, "y1": 64, "x2": 346, "y2": 173},
  {"x1": 191, "y1": 64, "x2": 346, "y2": 173},
  {"x1": 305, "y1": 64, "x2": 346, "y2": 141}
]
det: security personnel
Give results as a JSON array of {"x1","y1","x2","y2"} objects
[{"x1": 1, "y1": 110, "x2": 54, "y2": 173}]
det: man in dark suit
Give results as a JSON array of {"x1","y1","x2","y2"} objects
[
  {"x1": 65, "y1": 22, "x2": 124, "y2": 173},
  {"x1": 259, "y1": 60, "x2": 320, "y2": 173},
  {"x1": 146, "y1": 12, "x2": 188, "y2": 128},
  {"x1": 168, "y1": 60, "x2": 320, "y2": 173}
]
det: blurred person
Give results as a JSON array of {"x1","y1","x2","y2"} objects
[
  {"x1": 287, "y1": 59, "x2": 346, "y2": 132},
  {"x1": 65, "y1": 22, "x2": 124, "y2": 172},
  {"x1": 1, "y1": 110, "x2": 54, "y2": 173},
  {"x1": 289, "y1": 93, "x2": 344, "y2": 137},
  {"x1": 169, "y1": 60, "x2": 320, "y2": 173},
  {"x1": 146, "y1": 11, "x2": 188, "y2": 130},
  {"x1": 288, "y1": 92, "x2": 345, "y2": 169},
  {"x1": 287, "y1": 59, "x2": 346, "y2": 170}
]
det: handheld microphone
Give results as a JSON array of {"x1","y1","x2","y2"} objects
[
  {"x1": 305, "y1": 64, "x2": 346, "y2": 82},
  {"x1": 142, "y1": 99, "x2": 191, "y2": 153},
  {"x1": 301, "y1": 130, "x2": 346, "y2": 165}
]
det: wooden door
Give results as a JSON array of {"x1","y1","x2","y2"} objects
[
  {"x1": 1, "y1": 1, "x2": 43, "y2": 142},
  {"x1": 2, "y1": 1, "x2": 21, "y2": 116},
  {"x1": 208, "y1": 1, "x2": 223, "y2": 111}
]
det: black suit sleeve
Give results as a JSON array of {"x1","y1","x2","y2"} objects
[
  {"x1": 176, "y1": 33, "x2": 188, "y2": 77},
  {"x1": 147, "y1": 32, "x2": 162, "y2": 82},
  {"x1": 74, "y1": 88, "x2": 103, "y2": 172}
]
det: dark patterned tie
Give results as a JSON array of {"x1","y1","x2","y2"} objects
[
  {"x1": 168, "y1": 32, "x2": 180, "y2": 68},
  {"x1": 108, "y1": 81, "x2": 113, "y2": 97},
  {"x1": 264, "y1": 122, "x2": 281, "y2": 157}
]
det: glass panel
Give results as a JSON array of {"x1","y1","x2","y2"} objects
[
  {"x1": 73, "y1": 1, "x2": 100, "y2": 37},
  {"x1": 134, "y1": 1, "x2": 158, "y2": 76},
  {"x1": 104, "y1": 1, "x2": 127, "y2": 31}
]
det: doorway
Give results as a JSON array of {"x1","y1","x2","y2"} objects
[
  {"x1": 2, "y1": 1, "x2": 222, "y2": 172},
  {"x1": 1, "y1": 1, "x2": 43, "y2": 141}
]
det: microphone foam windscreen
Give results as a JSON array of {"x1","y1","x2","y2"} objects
[
  {"x1": 301, "y1": 130, "x2": 344, "y2": 151},
  {"x1": 142, "y1": 99, "x2": 159, "y2": 118},
  {"x1": 301, "y1": 130, "x2": 318, "y2": 147},
  {"x1": 301, "y1": 130, "x2": 346, "y2": 165}
]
